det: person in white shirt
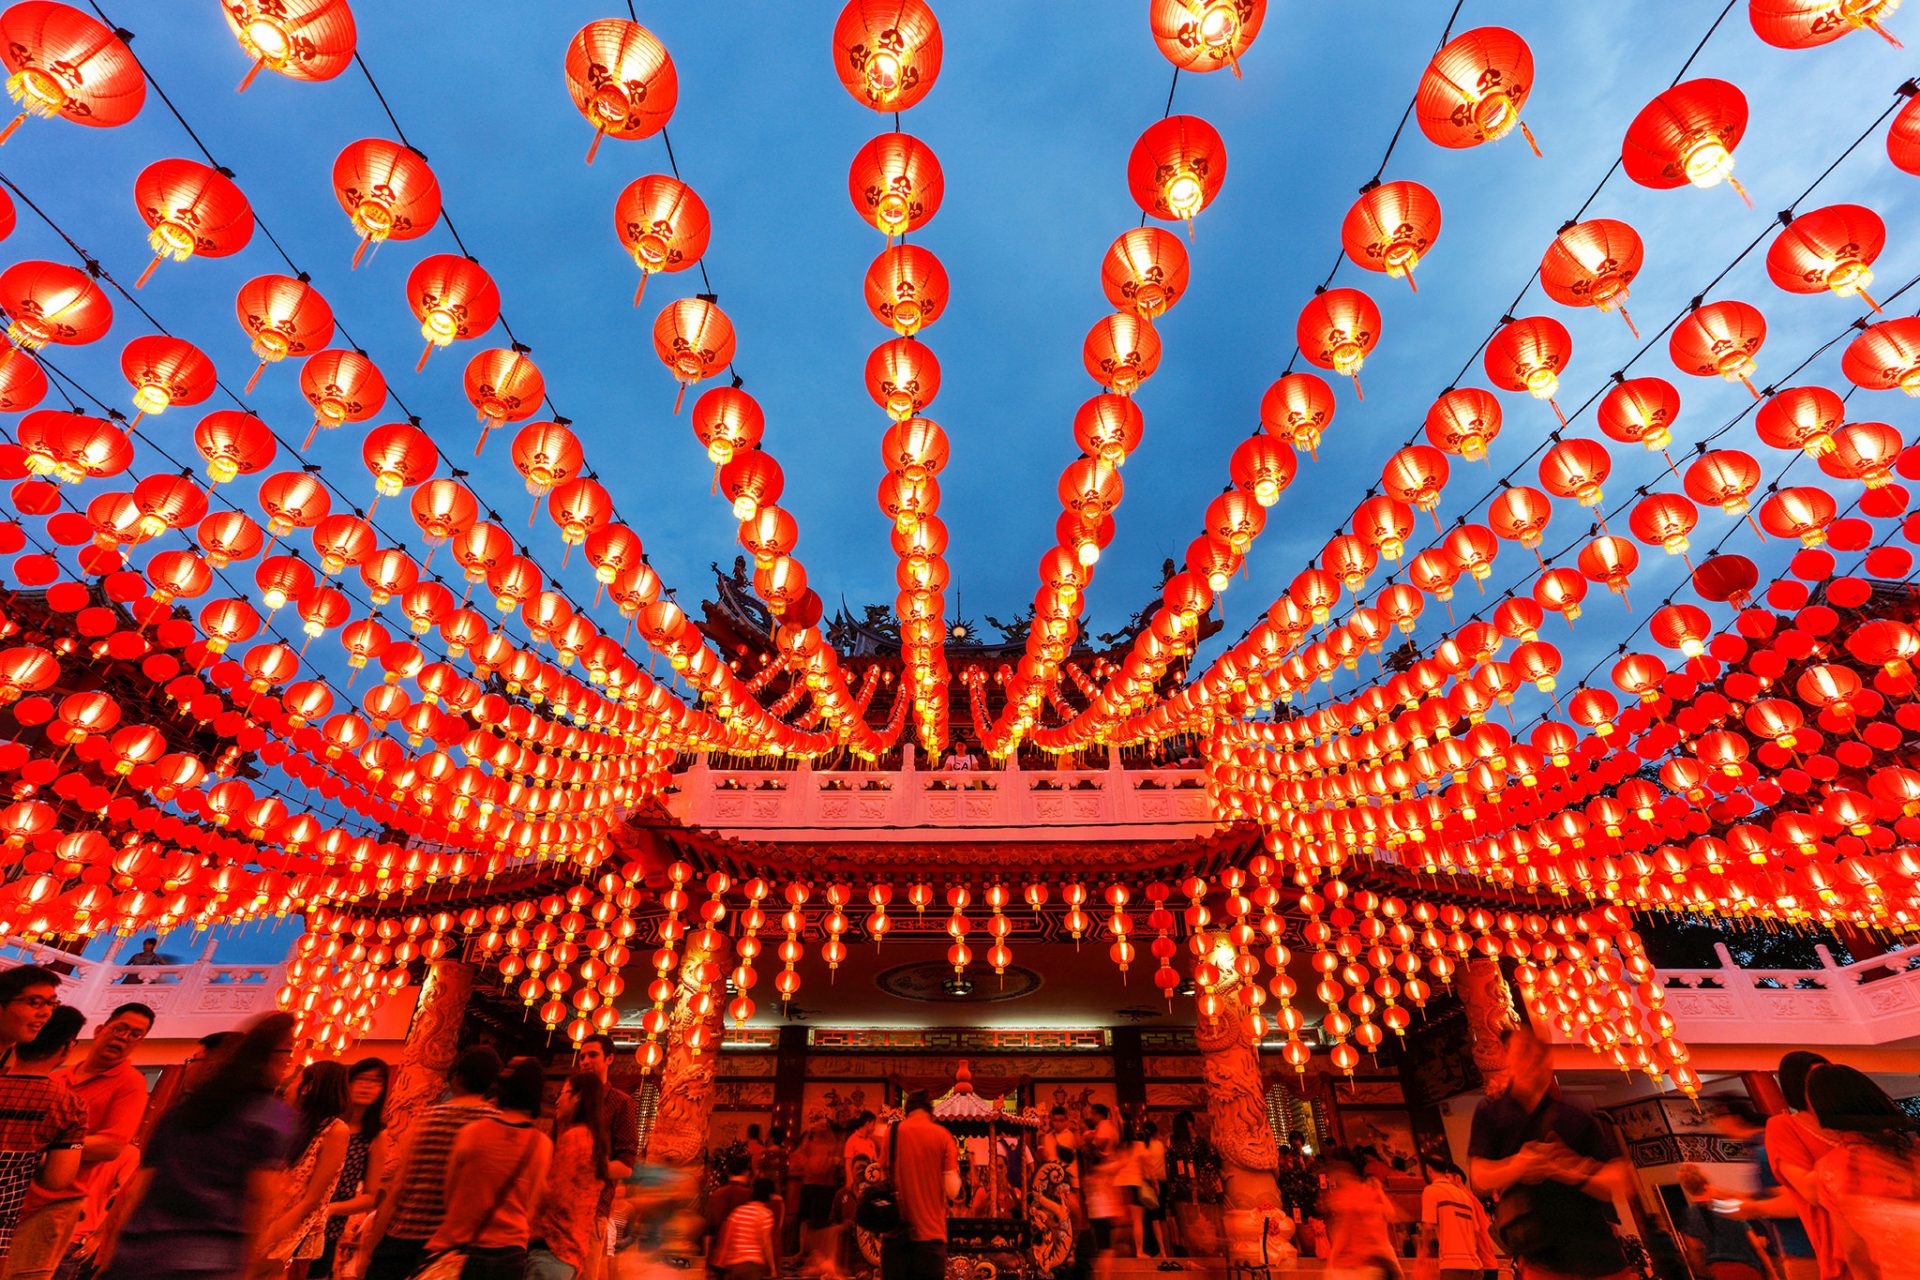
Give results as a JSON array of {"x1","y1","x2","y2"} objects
[{"x1": 1420, "y1": 1160, "x2": 1493, "y2": 1280}]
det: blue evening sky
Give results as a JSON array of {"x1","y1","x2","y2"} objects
[{"x1": 5, "y1": 4, "x2": 1915, "y2": 963}]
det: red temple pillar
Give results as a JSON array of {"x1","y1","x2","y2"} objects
[{"x1": 1460, "y1": 957, "x2": 1520, "y2": 1095}]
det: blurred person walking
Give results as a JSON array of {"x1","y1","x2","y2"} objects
[
  {"x1": 1799, "y1": 1064, "x2": 1920, "y2": 1280},
  {"x1": 712, "y1": 1179, "x2": 780, "y2": 1280},
  {"x1": 1763, "y1": 1051, "x2": 1835, "y2": 1280},
  {"x1": 528, "y1": 1071, "x2": 610, "y2": 1280},
  {"x1": 572, "y1": 1035, "x2": 636, "y2": 1280},
  {"x1": 1320, "y1": 1151, "x2": 1401, "y2": 1280},
  {"x1": 424, "y1": 1058, "x2": 552, "y2": 1280},
  {"x1": 881, "y1": 1091, "x2": 958, "y2": 1280},
  {"x1": 259, "y1": 1060, "x2": 352, "y2": 1276}
]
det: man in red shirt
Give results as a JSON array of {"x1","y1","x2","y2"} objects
[
  {"x1": 5, "y1": 1001, "x2": 152, "y2": 1280},
  {"x1": 884, "y1": 1091, "x2": 958, "y2": 1280}
]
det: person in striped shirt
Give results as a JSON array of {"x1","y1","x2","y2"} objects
[{"x1": 713, "y1": 1178, "x2": 781, "y2": 1280}]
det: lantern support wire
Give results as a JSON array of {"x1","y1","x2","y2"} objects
[
  {"x1": 70, "y1": 9, "x2": 799, "y2": 736},
  {"x1": 1668, "y1": 0, "x2": 1740, "y2": 89}
]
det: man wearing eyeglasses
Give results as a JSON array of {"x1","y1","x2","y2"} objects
[
  {"x1": 0, "y1": 966, "x2": 62, "y2": 1069},
  {"x1": 0, "y1": 968, "x2": 84, "y2": 1260}
]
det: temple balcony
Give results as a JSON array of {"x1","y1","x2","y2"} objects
[{"x1": 665, "y1": 752, "x2": 1224, "y2": 842}]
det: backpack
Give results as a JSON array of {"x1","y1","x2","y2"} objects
[
  {"x1": 855, "y1": 1118, "x2": 906, "y2": 1236},
  {"x1": 1811, "y1": 1134, "x2": 1920, "y2": 1280}
]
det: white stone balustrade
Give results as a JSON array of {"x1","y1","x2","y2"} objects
[
  {"x1": 666, "y1": 751, "x2": 1223, "y2": 842},
  {"x1": 0, "y1": 935, "x2": 294, "y2": 1041}
]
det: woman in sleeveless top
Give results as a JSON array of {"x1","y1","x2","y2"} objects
[{"x1": 259, "y1": 1061, "x2": 352, "y2": 1276}]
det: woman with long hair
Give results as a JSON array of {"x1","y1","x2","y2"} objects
[
  {"x1": 528, "y1": 1071, "x2": 611, "y2": 1280},
  {"x1": 312, "y1": 1058, "x2": 392, "y2": 1279},
  {"x1": 1802, "y1": 1064, "x2": 1919, "y2": 1280},
  {"x1": 259, "y1": 1060, "x2": 353, "y2": 1276},
  {"x1": 426, "y1": 1057, "x2": 552, "y2": 1280},
  {"x1": 96, "y1": 1012, "x2": 300, "y2": 1280}
]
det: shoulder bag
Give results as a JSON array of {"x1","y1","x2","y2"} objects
[
  {"x1": 405, "y1": 1123, "x2": 540, "y2": 1280},
  {"x1": 855, "y1": 1120, "x2": 904, "y2": 1236}
]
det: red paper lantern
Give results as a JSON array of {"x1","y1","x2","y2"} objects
[
  {"x1": 1840, "y1": 317, "x2": 1920, "y2": 397},
  {"x1": 1767, "y1": 204, "x2": 1885, "y2": 311},
  {"x1": 613, "y1": 174, "x2": 710, "y2": 306},
  {"x1": 1149, "y1": 0, "x2": 1266, "y2": 75},
  {"x1": 1422, "y1": 387, "x2": 1502, "y2": 462},
  {"x1": 1756, "y1": 385, "x2": 1843, "y2": 457},
  {"x1": 192, "y1": 410, "x2": 276, "y2": 486},
  {"x1": 1685, "y1": 450, "x2": 1763, "y2": 515},
  {"x1": 1128, "y1": 116, "x2": 1228, "y2": 231},
  {"x1": 235, "y1": 275, "x2": 334, "y2": 392},
  {"x1": 332, "y1": 138, "x2": 441, "y2": 267},
  {"x1": 1749, "y1": 0, "x2": 1902, "y2": 48},
  {"x1": 1296, "y1": 288, "x2": 1381, "y2": 399},
  {"x1": 832, "y1": 0, "x2": 942, "y2": 112},
  {"x1": 1629, "y1": 493, "x2": 1699, "y2": 557},
  {"x1": 1415, "y1": 27, "x2": 1538, "y2": 154},
  {"x1": 0, "y1": 262, "x2": 111, "y2": 349},
  {"x1": 1891, "y1": 94, "x2": 1920, "y2": 176},
  {"x1": 1083, "y1": 314, "x2": 1162, "y2": 394},
  {"x1": 1597, "y1": 377, "x2": 1682, "y2": 455},
  {"x1": 463, "y1": 349, "x2": 544, "y2": 455},
  {"x1": 258, "y1": 471, "x2": 330, "y2": 539},
  {"x1": 221, "y1": 0, "x2": 356, "y2": 90},
  {"x1": 849, "y1": 132, "x2": 943, "y2": 239},
  {"x1": 1101, "y1": 227, "x2": 1190, "y2": 322},
  {"x1": 1759, "y1": 487, "x2": 1837, "y2": 546},
  {"x1": 299, "y1": 349, "x2": 386, "y2": 448},
  {"x1": 1820, "y1": 422, "x2": 1904, "y2": 489},
  {"x1": 1670, "y1": 300, "x2": 1766, "y2": 398},
  {"x1": 512, "y1": 424, "x2": 584, "y2": 497},
  {"x1": 865, "y1": 339, "x2": 939, "y2": 422},
  {"x1": 0, "y1": 348, "x2": 47, "y2": 413},
  {"x1": 120, "y1": 335, "x2": 216, "y2": 424},
  {"x1": 1262, "y1": 372, "x2": 1338, "y2": 457},
  {"x1": 1540, "y1": 218, "x2": 1643, "y2": 336},
  {"x1": 1229, "y1": 436, "x2": 1296, "y2": 507},
  {"x1": 652, "y1": 298, "x2": 736, "y2": 412},
  {"x1": 1341, "y1": 180, "x2": 1441, "y2": 291},
  {"x1": 864, "y1": 244, "x2": 946, "y2": 337},
  {"x1": 1539, "y1": 438, "x2": 1612, "y2": 510},
  {"x1": 1484, "y1": 316, "x2": 1572, "y2": 424},
  {"x1": 1622, "y1": 79, "x2": 1751, "y2": 205},
  {"x1": 406, "y1": 254, "x2": 499, "y2": 371},
  {"x1": 1488, "y1": 486, "x2": 1553, "y2": 554},
  {"x1": 565, "y1": 19, "x2": 677, "y2": 163},
  {"x1": 689, "y1": 387, "x2": 766, "y2": 467},
  {"x1": 0, "y1": 2, "x2": 145, "y2": 143},
  {"x1": 131, "y1": 159, "x2": 254, "y2": 288},
  {"x1": 361, "y1": 423, "x2": 436, "y2": 499}
]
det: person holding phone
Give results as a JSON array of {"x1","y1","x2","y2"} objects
[{"x1": 1676, "y1": 1165, "x2": 1769, "y2": 1280}]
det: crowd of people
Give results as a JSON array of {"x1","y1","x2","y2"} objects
[{"x1": 5, "y1": 959, "x2": 1919, "y2": 1280}]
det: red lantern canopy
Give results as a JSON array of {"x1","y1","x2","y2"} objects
[
  {"x1": 1596, "y1": 376, "x2": 1682, "y2": 457},
  {"x1": 1622, "y1": 78, "x2": 1751, "y2": 205},
  {"x1": 1415, "y1": 27, "x2": 1539, "y2": 154},
  {"x1": 1129, "y1": 115, "x2": 1228, "y2": 234},
  {"x1": 865, "y1": 338, "x2": 939, "y2": 422},
  {"x1": 1767, "y1": 204, "x2": 1885, "y2": 312},
  {"x1": 1670, "y1": 300, "x2": 1766, "y2": 399},
  {"x1": 1840, "y1": 317, "x2": 1920, "y2": 397},
  {"x1": 864, "y1": 244, "x2": 947, "y2": 337},
  {"x1": 1749, "y1": 0, "x2": 1902, "y2": 48},
  {"x1": 120, "y1": 335, "x2": 216, "y2": 424},
  {"x1": 131, "y1": 159, "x2": 254, "y2": 288},
  {"x1": 1083, "y1": 314, "x2": 1162, "y2": 394},
  {"x1": 1540, "y1": 218, "x2": 1643, "y2": 336},
  {"x1": 192, "y1": 410, "x2": 276, "y2": 486},
  {"x1": 849, "y1": 132, "x2": 943, "y2": 239},
  {"x1": 1296, "y1": 288, "x2": 1381, "y2": 399},
  {"x1": 1340, "y1": 181, "x2": 1442, "y2": 291},
  {"x1": 565, "y1": 19, "x2": 677, "y2": 163},
  {"x1": 332, "y1": 138, "x2": 441, "y2": 267},
  {"x1": 221, "y1": 0, "x2": 355, "y2": 90},
  {"x1": 235, "y1": 275, "x2": 334, "y2": 392},
  {"x1": 0, "y1": 261, "x2": 111, "y2": 349},
  {"x1": 1148, "y1": 0, "x2": 1266, "y2": 75},
  {"x1": 1101, "y1": 228, "x2": 1190, "y2": 322},
  {"x1": 406, "y1": 255, "x2": 499, "y2": 371},
  {"x1": 463, "y1": 349, "x2": 544, "y2": 455},
  {"x1": 832, "y1": 0, "x2": 942, "y2": 112},
  {"x1": 1484, "y1": 316, "x2": 1572, "y2": 425},
  {"x1": 299, "y1": 349, "x2": 386, "y2": 448},
  {"x1": 613, "y1": 174, "x2": 710, "y2": 306},
  {"x1": 0, "y1": 2, "x2": 145, "y2": 144},
  {"x1": 0, "y1": 348, "x2": 46, "y2": 412},
  {"x1": 652, "y1": 298, "x2": 736, "y2": 412}
]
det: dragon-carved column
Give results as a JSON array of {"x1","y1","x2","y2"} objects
[
  {"x1": 1461, "y1": 956, "x2": 1520, "y2": 1096},
  {"x1": 641, "y1": 936, "x2": 733, "y2": 1165},
  {"x1": 384, "y1": 958, "x2": 475, "y2": 1154},
  {"x1": 1194, "y1": 994, "x2": 1296, "y2": 1265}
]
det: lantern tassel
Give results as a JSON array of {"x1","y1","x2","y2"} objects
[
  {"x1": 528, "y1": 497, "x2": 540, "y2": 528},
  {"x1": 1548, "y1": 398, "x2": 1567, "y2": 428},
  {"x1": 1618, "y1": 306, "x2": 1640, "y2": 339},
  {"x1": 1857, "y1": 287, "x2": 1883, "y2": 315},
  {"x1": 585, "y1": 128, "x2": 606, "y2": 165},
  {"x1": 352, "y1": 235, "x2": 375, "y2": 270},
  {"x1": 303, "y1": 420, "x2": 320, "y2": 450},
  {"x1": 474, "y1": 422, "x2": 493, "y2": 457},
  {"x1": 416, "y1": 343, "x2": 434, "y2": 374},
  {"x1": 673, "y1": 382, "x2": 687, "y2": 414},
  {"x1": 0, "y1": 112, "x2": 26, "y2": 146},
  {"x1": 129, "y1": 409, "x2": 145, "y2": 429},
  {"x1": 1739, "y1": 376, "x2": 1761, "y2": 401},
  {"x1": 633, "y1": 273, "x2": 649, "y2": 307},
  {"x1": 1350, "y1": 373, "x2": 1364, "y2": 401},
  {"x1": 1727, "y1": 175, "x2": 1754, "y2": 209},
  {"x1": 135, "y1": 255, "x2": 163, "y2": 289},
  {"x1": 1520, "y1": 120, "x2": 1542, "y2": 158},
  {"x1": 1404, "y1": 270, "x2": 1418, "y2": 295},
  {"x1": 236, "y1": 58, "x2": 265, "y2": 92},
  {"x1": 1863, "y1": 17, "x2": 1903, "y2": 45},
  {"x1": 245, "y1": 362, "x2": 267, "y2": 395}
]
